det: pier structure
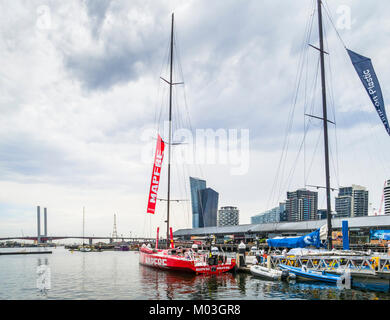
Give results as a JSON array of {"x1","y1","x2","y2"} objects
[
  {"x1": 268, "y1": 253, "x2": 390, "y2": 292},
  {"x1": 36, "y1": 206, "x2": 49, "y2": 244},
  {"x1": 269, "y1": 254, "x2": 390, "y2": 274}
]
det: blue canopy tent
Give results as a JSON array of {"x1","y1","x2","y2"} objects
[{"x1": 267, "y1": 228, "x2": 324, "y2": 249}]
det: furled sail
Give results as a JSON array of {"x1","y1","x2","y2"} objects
[
  {"x1": 146, "y1": 134, "x2": 166, "y2": 214},
  {"x1": 347, "y1": 49, "x2": 390, "y2": 135}
]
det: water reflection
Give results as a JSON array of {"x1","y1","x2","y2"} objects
[
  {"x1": 0, "y1": 249, "x2": 389, "y2": 300},
  {"x1": 36, "y1": 257, "x2": 50, "y2": 297},
  {"x1": 139, "y1": 266, "x2": 237, "y2": 300}
]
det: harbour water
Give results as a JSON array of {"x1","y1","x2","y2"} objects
[{"x1": 0, "y1": 247, "x2": 389, "y2": 300}]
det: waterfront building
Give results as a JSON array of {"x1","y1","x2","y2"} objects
[
  {"x1": 218, "y1": 206, "x2": 239, "y2": 226},
  {"x1": 335, "y1": 185, "x2": 368, "y2": 218},
  {"x1": 317, "y1": 209, "x2": 327, "y2": 220},
  {"x1": 189, "y1": 177, "x2": 219, "y2": 228},
  {"x1": 251, "y1": 202, "x2": 286, "y2": 224},
  {"x1": 190, "y1": 177, "x2": 206, "y2": 228},
  {"x1": 384, "y1": 180, "x2": 390, "y2": 215},
  {"x1": 201, "y1": 188, "x2": 219, "y2": 227},
  {"x1": 279, "y1": 202, "x2": 288, "y2": 221},
  {"x1": 286, "y1": 189, "x2": 318, "y2": 222}
]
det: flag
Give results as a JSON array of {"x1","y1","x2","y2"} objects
[
  {"x1": 147, "y1": 134, "x2": 165, "y2": 214},
  {"x1": 347, "y1": 49, "x2": 390, "y2": 135}
]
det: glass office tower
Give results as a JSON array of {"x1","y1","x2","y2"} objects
[{"x1": 189, "y1": 177, "x2": 218, "y2": 228}]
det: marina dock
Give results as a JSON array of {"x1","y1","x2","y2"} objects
[{"x1": 242, "y1": 252, "x2": 390, "y2": 292}]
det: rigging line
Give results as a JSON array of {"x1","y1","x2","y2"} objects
[
  {"x1": 274, "y1": 2, "x2": 316, "y2": 202},
  {"x1": 305, "y1": 128, "x2": 323, "y2": 186},
  {"x1": 173, "y1": 28, "x2": 204, "y2": 180},
  {"x1": 304, "y1": 57, "x2": 321, "y2": 185},
  {"x1": 172, "y1": 28, "x2": 195, "y2": 228},
  {"x1": 156, "y1": 58, "x2": 171, "y2": 136},
  {"x1": 303, "y1": 3, "x2": 317, "y2": 187},
  {"x1": 326, "y1": 78, "x2": 340, "y2": 189},
  {"x1": 172, "y1": 39, "x2": 196, "y2": 230},
  {"x1": 281, "y1": 53, "x2": 320, "y2": 201},
  {"x1": 268, "y1": 0, "x2": 317, "y2": 210},
  {"x1": 267, "y1": 9, "x2": 312, "y2": 210},
  {"x1": 285, "y1": 79, "x2": 319, "y2": 196},
  {"x1": 321, "y1": 16, "x2": 340, "y2": 188},
  {"x1": 323, "y1": 15, "x2": 341, "y2": 188},
  {"x1": 329, "y1": 142, "x2": 340, "y2": 188},
  {"x1": 322, "y1": 1, "x2": 347, "y2": 49},
  {"x1": 304, "y1": 55, "x2": 321, "y2": 186},
  {"x1": 180, "y1": 161, "x2": 191, "y2": 227},
  {"x1": 156, "y1": 39, "x2": 172, "y2": 133},
  {"x1": 285, "y1": 108, "x2": 315, "y2": 193},
  {"x1": 154, "y1": 40, "x2": 171, "y2": 132},
  {"x1": 308, "y1": 56, "x2": 321, "y2": 118}
]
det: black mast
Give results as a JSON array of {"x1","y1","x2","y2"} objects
[
  {"x1": 166, "y1": 13, "x2": 174, "y2": 248},
  {"x1": 317, "y1": 0, "x2": 333, "y2": 250}
]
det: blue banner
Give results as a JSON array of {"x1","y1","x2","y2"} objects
[
  {"x1": 369, "y1": 229, "x2": 390, "y2": 240},
  {"x1": 267, "y1": 229, "x2": 323, "y2": 249},
  {"x1": 347, "y1": 49, "x2": 390, "y2": 136},
  {"x1": 342, "y1": 220, "x2": 350, "y2": 250}
]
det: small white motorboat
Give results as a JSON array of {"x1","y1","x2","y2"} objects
[
  {"x1": 250, "y1": 265, "x2": 283, "y2": 281},
  {"x1": 79, "y1": 246, "x2": 91, "y2": 252}
]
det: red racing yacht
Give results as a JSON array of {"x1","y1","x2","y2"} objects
[
  {"x1": 139, "y1": 244, "x2": 236, "y2": 275},
  {"x1": 139, "y1": 13, "x2": 235, "y2": 275}
]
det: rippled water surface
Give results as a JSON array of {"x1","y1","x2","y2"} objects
[{"x1": 0, "y1": 247, "x2": 389, "y2": 300}]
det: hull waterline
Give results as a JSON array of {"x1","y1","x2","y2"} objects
[{"x1": 139, "y1": 247, "x2": 235, "y2": 275}]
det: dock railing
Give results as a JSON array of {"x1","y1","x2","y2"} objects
[{"x1": 271, "y1": 255, "x2": 390, "y2": 274}]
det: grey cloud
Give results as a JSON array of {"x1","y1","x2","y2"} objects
[
  {"x1": 84, "y1": 0, "x2": 111, "y2": 38},
  {"x1": 61, "y1": 1, "x2": 170, "y2": 91},
  {"x1": 0, "y1": 133, "x2": 94, "y2": 183},
  {"x1": 65, "y1": 48, "x2": 150, "y2": 91}
]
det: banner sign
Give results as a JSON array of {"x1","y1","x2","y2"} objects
[
  {"x1": 147, "y1": 134, "x2": 165, "y2": 214},
  {"x1": 370, "y1": 229, "x2": 390, "y2": 241},
  {"x1": 267, "y1": 229, "x2": 323, "y2": 249},
  {"x1": 347, "y1": 49, "x2": 390, "y2": 135},
  {"x1": 169, "y1": 227, "x2": 174, "y2": 249}
]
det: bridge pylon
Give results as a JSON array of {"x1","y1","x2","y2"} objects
[{"x1": 112, "y1": 214, "x2": 118, "y2": 240}]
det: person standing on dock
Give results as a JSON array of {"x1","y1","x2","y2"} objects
[
  {"x1": 262, "y1": 251, "x2": 268, "y2": 265},
  {"x1": 260, "y1": 249, "x2": 265, "y2": 264}
]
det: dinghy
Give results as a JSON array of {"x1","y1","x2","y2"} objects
[
  {"x1": 279, "y1": 264, "x2": 350, "y2": 285},
  {"x1": 250, "y1": 265, "x2": 283, "y2": 281}
]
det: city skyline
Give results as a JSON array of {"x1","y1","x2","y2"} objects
[{"x1": 251, "y1": 183, "x2": 379, "y2": 225}]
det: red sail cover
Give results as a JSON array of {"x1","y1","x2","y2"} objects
[{"x1": 147, "y1": 134, "x2": 165, "y2": 214}]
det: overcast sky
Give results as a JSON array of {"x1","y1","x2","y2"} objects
[{"x1": 1, "y1": 0, "x2": 390, "y2": 242}]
